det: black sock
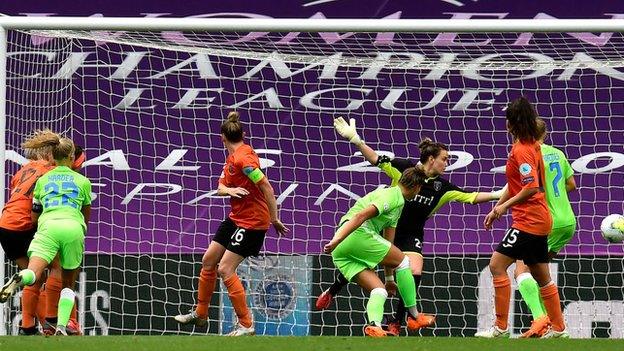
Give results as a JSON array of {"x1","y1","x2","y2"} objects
[
  {"x1": 328, "y1": 272, "x2": 348, "y2": 296},
  {"x1": 393, "y1": 274, "x2": 422, "y2": 322}
]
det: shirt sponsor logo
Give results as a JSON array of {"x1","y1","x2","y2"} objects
[
  {"x1": 519, "y1": 163, "x2": 532, "y2": 176},
  {"x1": 521, "y1": 176, "x2": 535, "y2": 185}
]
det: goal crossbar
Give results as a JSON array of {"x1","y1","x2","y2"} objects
[{"x1": 0, "y1": 17, "x2": 623, "y2": 33}]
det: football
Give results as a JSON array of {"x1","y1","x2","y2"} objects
[{"x1": 601, "y1": 214, "x2": 624, "y2": 243}]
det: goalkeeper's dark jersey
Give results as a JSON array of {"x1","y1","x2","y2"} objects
[{"x1": 377, "y1": 156, "x2": 478, "y2": 253}]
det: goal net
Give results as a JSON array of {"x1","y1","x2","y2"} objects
[{"x1": 1, "y1": 19, "x2": 623, "y2": 337}]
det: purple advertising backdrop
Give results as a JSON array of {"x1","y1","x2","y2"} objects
[{"x1": 2, "y1": 1, "x2": 623, "y2": 257}]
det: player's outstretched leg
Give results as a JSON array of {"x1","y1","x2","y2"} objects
[
  {"x1": 0, "y1": 271, "x2": 33, "y2": 303},
  {"x1": 316, "y1": 272, "x2": 348, "y2": 310}
]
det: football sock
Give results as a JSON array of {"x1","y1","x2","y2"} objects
[
  {"x1": 196, "y1": 268, "x2": 217, "y2": 319},
  {"x1": 540, "y1": 282, "x2": 566, "y2": 332},
  {"x1": 395, "y1": 257, "x2": 418, "y2": 316},
  {"x1": 493, "y1": 276, "x2": 511, "y2": 330},
  {"x1": 19, "y1": 269, "x2": 36, "y2": 286},
  {"x1": 224, "y1": 274, "x2": 252, "y2": 328},
  {"x1": 57, "y1": 288, "x2": 75, "y2": 328},
  {"x1": 366, "y1": 288, "x2": 388, "y2": 326},
  {"x1": 393, "y1": 274, "x2": 421, "y2": 322},
  {"x1": 21, "y1": 285, "x2": 40, "y2": 329},
  {"x1": 517, "y1": 273, "x2": 546, "y2": 319},
  {"x1": 45, "y1": 276, "x2": 63, "y2": 320},
  {"x1": 328, "y1": 272, "x2": 349, "y2": 296}
]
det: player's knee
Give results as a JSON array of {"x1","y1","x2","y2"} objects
[
  {"x1": 217, "y1": 264, "x2": 234, "y2": 279},
  {"x1": 395, "y1": 256, "x2": 410, "y2": 271},
  {"x1": 202, "y1": 261, "x2": 217, "y2": 271},
  {"x1": 488, "y1": 262, "x2": 506, "y2": 277}
]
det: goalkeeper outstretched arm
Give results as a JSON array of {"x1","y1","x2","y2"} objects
[{"x1": 333, "y1": 116, "x2": 379, "y2": 165}]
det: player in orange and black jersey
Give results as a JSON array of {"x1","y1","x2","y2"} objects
[{"x1": 173, "y1": 111, "x2": 288, "y2": 336}]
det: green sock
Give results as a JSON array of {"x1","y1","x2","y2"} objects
[
  {"x1": 19, "y1": 269, "x2": 36, "y2": 286},
  {"x1": 517, "y1": 274, "x2": 546, "y2": 319},
  {"x1": 366, "y1": 288, "x2": 388, "y2": 326},
  {"x1": 396, "y1": 266, "x2": 417, "y2": 310},
  {"x1": 58, "y1": 288, "x2": 75, "y2": 328}
]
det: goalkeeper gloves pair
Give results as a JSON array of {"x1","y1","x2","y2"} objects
[{"x1": 334, "y1": 116, "x2": 364, "y2": 146}]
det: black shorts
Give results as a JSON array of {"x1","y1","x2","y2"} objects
[
  {"x1": 212, "y1": 217, "x2": 267, "y2": 258},
  {"x1": 496, "y1": 227, "x2": 549, "y2": 264},
  {"x1": 0, "y1": 227, "x2": 36, "y2": 261},
  {"x1": 393, "y1": 231, "x2": 424, "y2": 254}
]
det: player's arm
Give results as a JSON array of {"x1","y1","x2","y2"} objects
[
  {"x1": 473, "y1": 184, "x2": 508, "y2": 203},
  {"x1": 246, "y1": 167, "x2": 289, "y2": 235},
  {"x1": 31, "y1": 179, "x2": 43, "y2": 224},
  {"x1": 81, "y1": 179, "x2": 92, "y2": 226},
  {"x1": 217, "y1": 182, "x2": 249, "y2": 198},
  {"x1": 81, "y1": 206, "x2": 91, "y2": 226},
  {"x1": 324, "y1": 205, "x2": 378, "y2": 253},
  {"x1": 333, "y1": 116, "x2": 381, "y2": 163},
  {"x1": 565, "y1": 175, "x2": 576, "y2": 192},
  {"x1": 563, "y1": 156, "x2": 577, "y2": 193}
]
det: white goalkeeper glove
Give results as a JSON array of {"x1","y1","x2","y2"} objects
[
  {"x1": 491, "y1": 184, "x2": 508, "y2": 200},
  {"x1": 333, "y1": 116, "x2": 364, "y2": 146}
]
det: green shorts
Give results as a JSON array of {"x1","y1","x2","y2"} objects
[
  {"x1": 331, "y1": 228, "x2": 391, "y2": 282},
  {"x1": 547, "y1": 224, "x2": 576, "y2": 254},
  {"x1": 28, "y1": 219, "x2": 85, "y2": 270}
]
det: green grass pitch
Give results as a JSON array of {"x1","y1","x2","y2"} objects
[{"x1": 1, "y1": 336, "x2": 623, "y2": 351}]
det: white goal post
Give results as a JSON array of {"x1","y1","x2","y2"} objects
[{"x1": 0, "y1": 17, "x2": 623, "y2": 337}]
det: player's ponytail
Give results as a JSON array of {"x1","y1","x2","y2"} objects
[
  {"x1": 22, "y1": 129, "x2": 61, "y2": 161},
  {"x1": 506, "y1": 97, "x2": 540, "y2": 143},
  {"x1": 398, "y1": 165, "x2": 427, "y2": 190},
  {"x1": 52, "y1": 137, "x2": 75, "y2": 162},
  {"x1": 221, "y1": 111, "x2": 244, "y2": 142},
  {"x1": 418, "y1": 138, "x2": 448, "y2": 164}
]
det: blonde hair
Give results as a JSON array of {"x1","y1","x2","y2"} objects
[
  {"x1": 52, "y1": 137, "x2": 75, "y2": 161},
  {"x1": 21, "y1": 129, "x2": 61, "y2": 161}
]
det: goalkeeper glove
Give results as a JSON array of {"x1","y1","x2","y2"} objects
[
  {"x1": 333, "y1": 116, "x2": 364, "y2": 146},
  {"x1": 491, "y1": 184, "x2": 508, "y2": 200}
]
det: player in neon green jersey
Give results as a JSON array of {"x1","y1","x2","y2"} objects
[
  {"x1": 324, "y1": 166, "x2": 427, "y2": 337},
  {"x1": 511, "y1": 118, "x2": 576, "y2": 338},
  {"x1": 0, "y1": 137, "x2": 92, "y2": 336}
]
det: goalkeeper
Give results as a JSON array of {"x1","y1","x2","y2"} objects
[
  {"x1": 317, "y1": 117, "x2": 506, "y2": 336},
  {"x1": 325, "y1": 166, "x2": 427, "y2": 337}
]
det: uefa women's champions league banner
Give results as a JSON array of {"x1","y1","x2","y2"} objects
[
  {"x1": 1, "y1": 0, "x2": 623, "y2": 338},
  {"x1": 1, "y1": 1, "x2": 622, "y2": 257}
]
